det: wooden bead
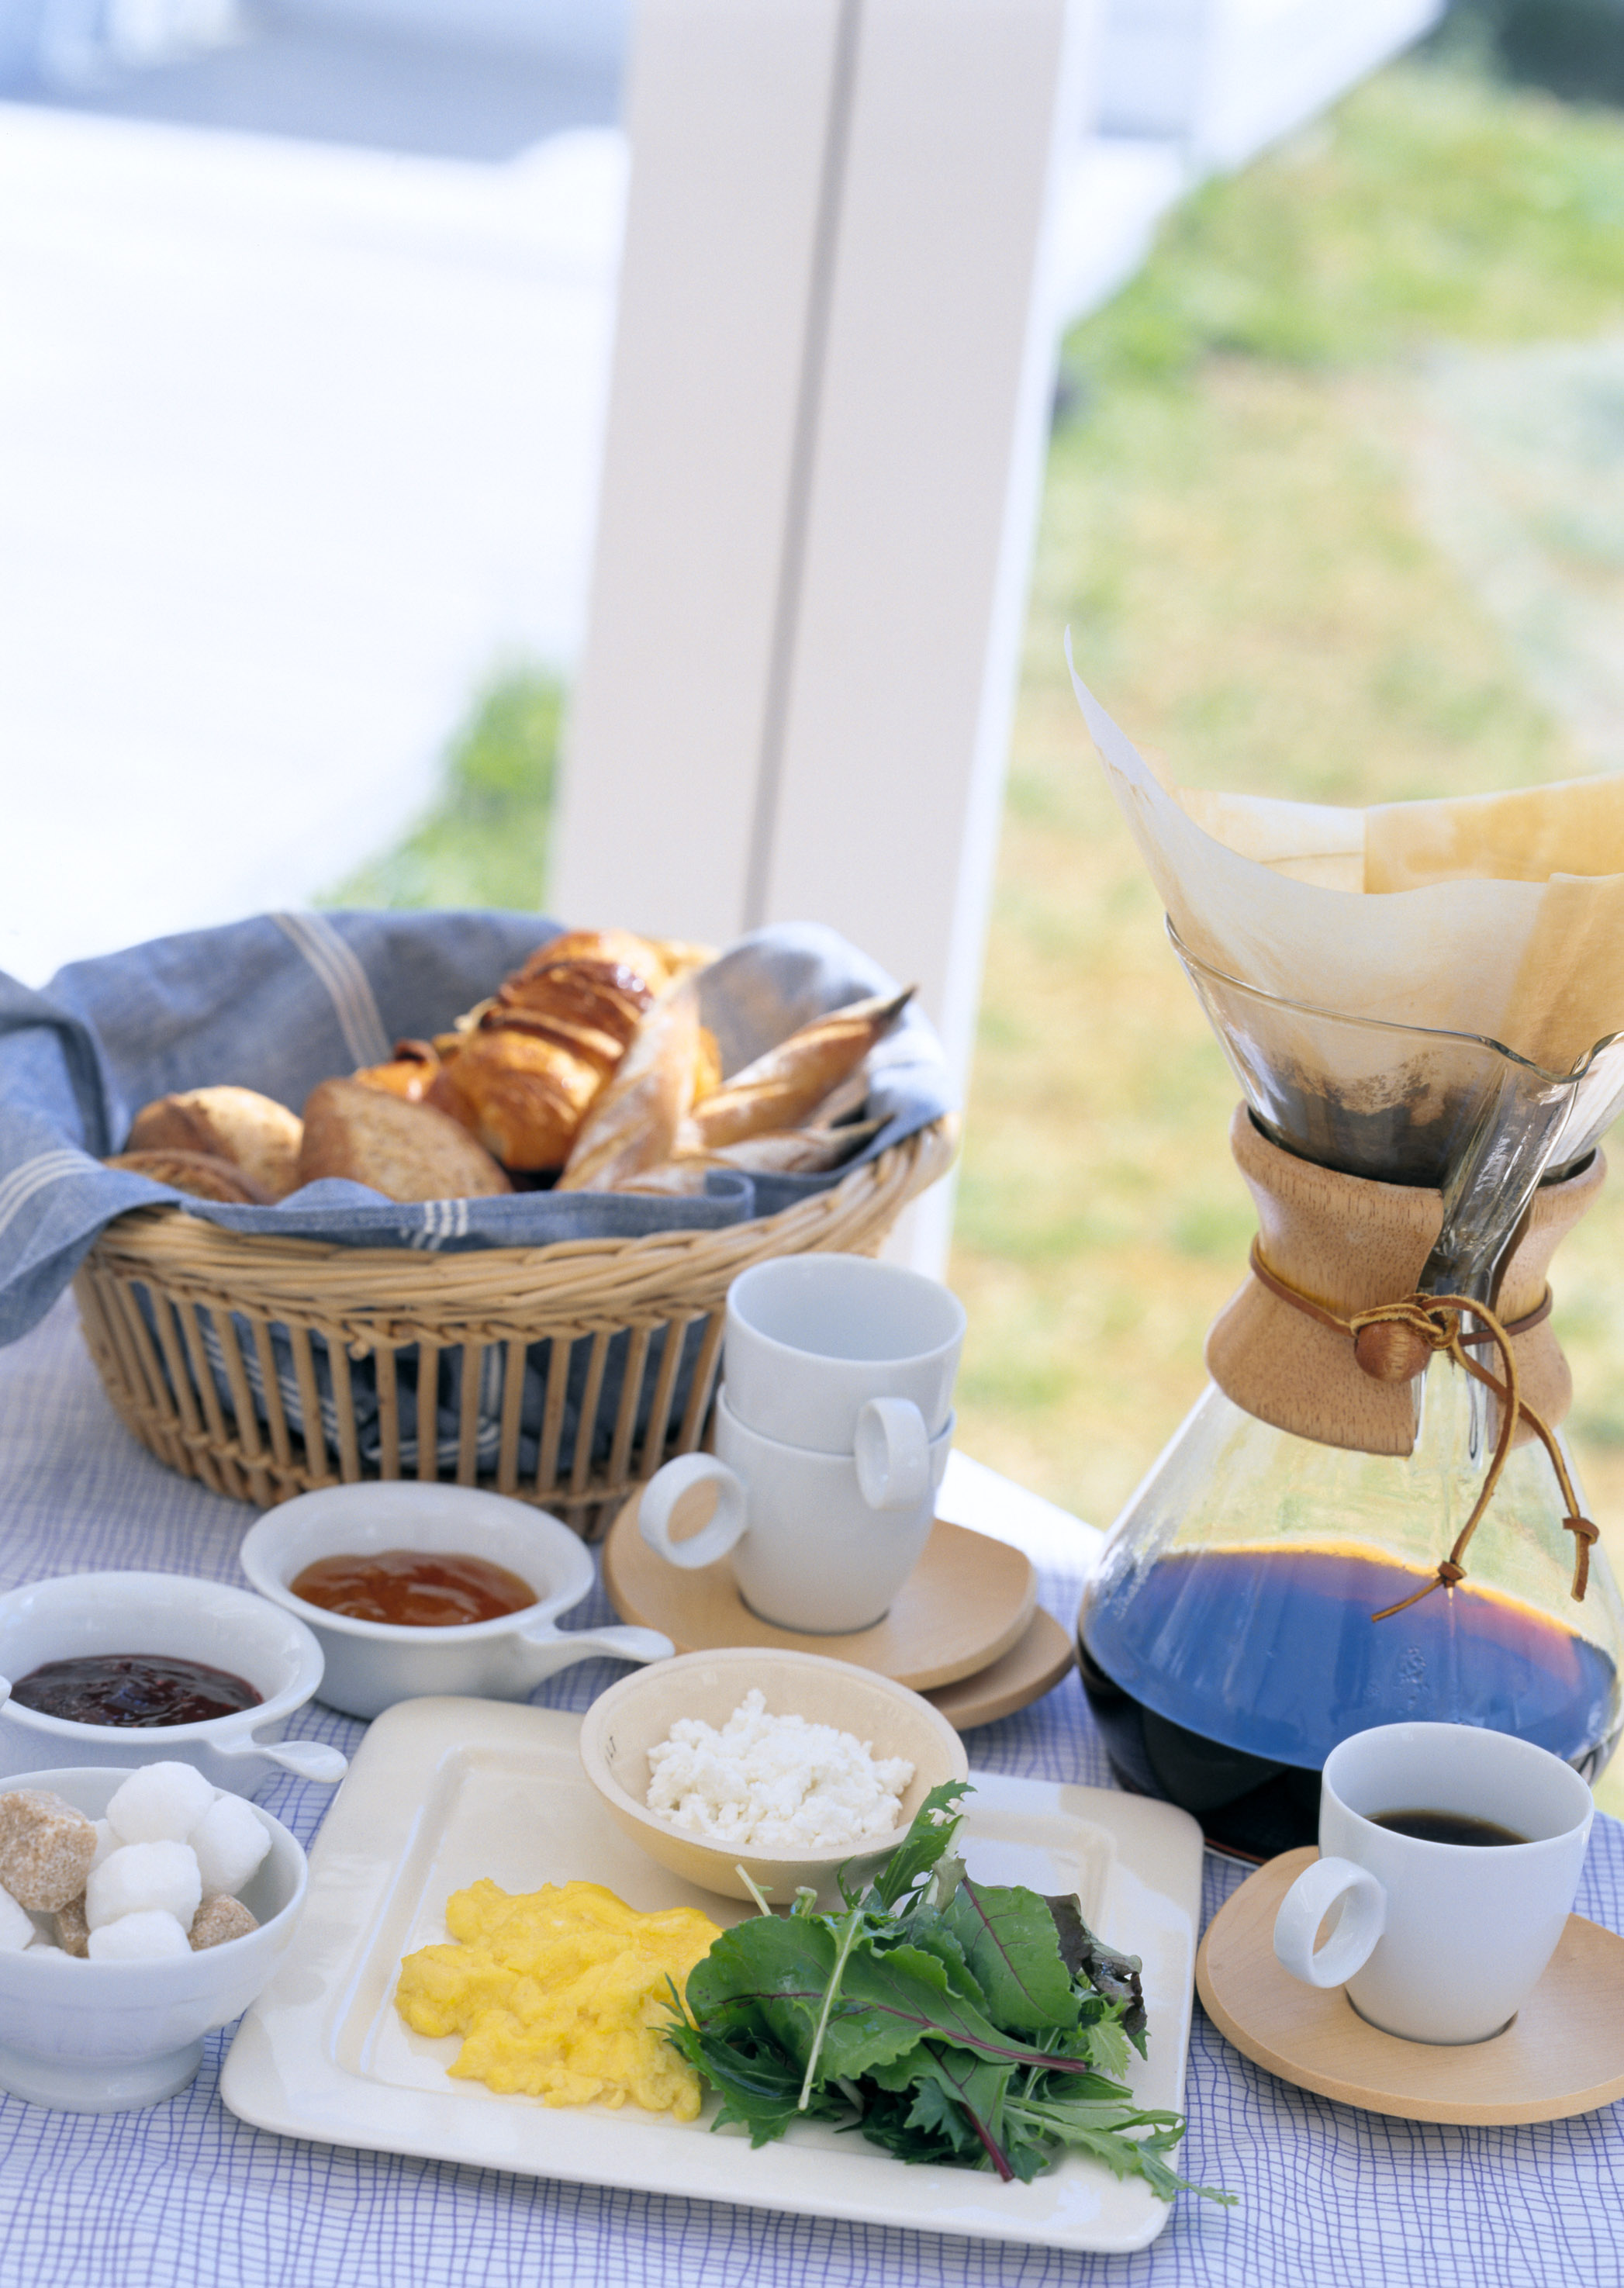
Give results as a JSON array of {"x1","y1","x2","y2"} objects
[{"x1": 1353, "y1": 1321, "x2": 1431, "y2": 1384}]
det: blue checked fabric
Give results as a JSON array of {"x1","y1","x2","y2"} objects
[
  {"x1": 0, "y1": 1296, "x2": 1620, "y2": 2288},
  {"x1": 0, "y1": 911, "x2": 955, "y2": 1347}
]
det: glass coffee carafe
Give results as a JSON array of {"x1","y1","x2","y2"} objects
[{"x1": 1080, "y1": 927, "x2": 1624, "y2": 1858}]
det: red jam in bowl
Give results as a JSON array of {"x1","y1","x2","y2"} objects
[
  {"x1": 12, "y1": 1654, "x2": 263, "y2": 1726},
  {"x1": 288, "y1": 1550, "x2": 537, "y2": 1627}
]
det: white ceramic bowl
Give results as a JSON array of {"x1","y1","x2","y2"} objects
[
  {"x1": 239, "y1": 1483, "x2": 673, "y2": 1721},
  {"x1": 0, "y1": 1765, "x2": 307, "y2": 2112},
  {"x1": 0, "y1": 1573, "x2": 346, "y2": 1795},
  {"x1": 579, "y1": 1647, "x2": 969, "y2": 1904}
]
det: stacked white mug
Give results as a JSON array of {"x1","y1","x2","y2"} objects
[{"x1": 637, "y1": 1255, "x2": 966, "y2": 1633}]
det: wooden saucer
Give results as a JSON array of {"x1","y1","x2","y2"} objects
[
  {"x1": 924, "y1": 1607, "x2": 1073, "y2": 1733},
  {"x1": 603, "y1": 1496, "x2": 1037, "y2": 1693},
  {"x1": 1197, "y1": 1845, "x2": 1624, "y2": 2124}
]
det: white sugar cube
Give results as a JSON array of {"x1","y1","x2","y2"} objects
[
  {"x1": 26, "y1": 1944, "x2": 64, "y2": 1958},
  {"x1": 0, "y1": 1885, "x2": 34, "y2": 1953},
  {"x1": 189, "y1": 1795, "x2": 270, "y2": 1899},
  {"x1": 89, "y1": 1820, "x2": 118, "y2": 1873},
  {"x1": 87, "y1": 1910, "x2": 192, "y2": 1962},
  {"x1": 85, "y1": 1841, "x2": 202, "y2": 1932},
  {"x1": 106, "y1": 1762, "x2": 216, "y2": 1847}
]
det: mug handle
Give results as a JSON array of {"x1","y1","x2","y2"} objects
[
  {"x1": 854, "y1": 1398, "x2": 931, "y2": 1511},
  {"x1": 1273, "y1": 1854, "x2": 1387, "y2": 1989},
  {"x1": 638, "y1": 1455, "x2": 748, "y2": 1570}
]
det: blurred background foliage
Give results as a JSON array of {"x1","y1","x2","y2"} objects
[{"x1": 322, "y1": 669, "x2": 561, "y2": 914}]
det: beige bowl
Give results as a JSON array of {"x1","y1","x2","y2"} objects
[{"x1": 578, "y1": 1647, "x2": 969, "y2": 1904}]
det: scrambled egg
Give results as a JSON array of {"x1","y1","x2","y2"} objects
[{"x1": 395, "y1": 1878, "x2": 722, "y2": 2117}]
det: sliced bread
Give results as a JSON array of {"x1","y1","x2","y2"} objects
[{"x1": 299, "y1": 1079, "x2": 512, "y2": 1202}]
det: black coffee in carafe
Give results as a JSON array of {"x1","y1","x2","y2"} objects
[{"x1": 1079, "y1": 1541, "x2": 1619, "y2": 1859}]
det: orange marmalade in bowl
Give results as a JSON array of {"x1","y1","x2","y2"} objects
[{"x1": 288, "y1": 1552, "x2": 536, "y2": 1628}]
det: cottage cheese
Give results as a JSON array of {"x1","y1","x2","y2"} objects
[{"x1": 645, "y1": 1689, "x2": 914, "y2": 1851}]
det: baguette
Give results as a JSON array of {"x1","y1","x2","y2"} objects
[
  {"x1": 556, "y1": 982, "x2": 701, "y2": 1193},
  {"x1": 689, "y1": 1118, "x2": 883, "y2": 1176},
  {"x1": 689, "y1": 988, "x2": 912, "y2": 1149}
]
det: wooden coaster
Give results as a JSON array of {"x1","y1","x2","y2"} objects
[
  {"x1": 603, "y1": 1496, "x2": 1036, "y2": 1693},
  {"x1": 1197, "y1": 1845, "x2": 1624, "y2": 2125},
  {"x1": 925, "y1": 1608, "x2": 1074, "y2": 1733}
]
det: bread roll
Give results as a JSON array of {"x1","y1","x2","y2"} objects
[
  {"x1": 651, "y1": 938, "x2": 718, "y2": 985},
  {"x1": 693, "y1": 1027, "x2": 722, "y2": 1102},
  {"x1": 126, "y1": 1087, "x2": 302, "y2": 1201},
  {"x1": 106, "y1": 1150, "x2": 273, "y2": 1205},
  {"x1": 429, "y1": 929, "x2": 672, "y2": 1172},
  {"x1": 299, "y1": 1080, "x2": 511, "y2": 1202},
  {"x1": 353, "y1": 1042, "x2": 441, "y2": 1104},
  {"x1": 689, "y1": 989, "x2": 911, "y2": 1150},
  {"x1": 556, "y1": 982, "x2": 701, "y2": 1193}
]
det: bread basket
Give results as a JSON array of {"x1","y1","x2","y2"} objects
[{"x1": 71, "y1": 1118, "x2": 955, "y2": 1534}]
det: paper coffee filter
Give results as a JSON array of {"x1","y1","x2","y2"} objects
[{"x1": 1069, "y1": 643, "x2": 1624, "y2": 1078}]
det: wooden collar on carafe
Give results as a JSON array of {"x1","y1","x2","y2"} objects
[{"x1": 1248, "y1": 1240, "x2": 1599, "y2": 1617}]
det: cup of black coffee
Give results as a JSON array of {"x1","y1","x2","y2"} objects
[{"x1": 1272, "y1": 1722, "x2": 1593, "y2": 2044}]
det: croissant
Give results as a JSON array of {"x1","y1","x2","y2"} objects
[
  {"x1": 688, "y1": 988, "x2": 912, "y2": 1149},
  {"x1": 427, "y1": 929, "x2": 674, "y2": 1171}
]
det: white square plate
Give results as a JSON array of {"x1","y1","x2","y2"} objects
[{"x1": 221, "y1": 1698, "x2": 1204, "y2": 2255}]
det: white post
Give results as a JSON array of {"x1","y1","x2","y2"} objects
[{"x1": 553, "y1": 0, "x2": 1096, "y2": 1272}]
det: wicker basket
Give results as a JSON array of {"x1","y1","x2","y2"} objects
[{"x1": 72, "y1": 1118, "x2": 956, "y2": 1535}]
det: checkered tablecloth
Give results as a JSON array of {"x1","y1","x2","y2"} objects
[{"x1": 1, "y1": 1295, "x2": 1620, "y2": 2288}]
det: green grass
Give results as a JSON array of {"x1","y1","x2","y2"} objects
[
  {"x1": 1073, "y1": 62, "x2": 1624, "y2": 399},
  {"x1": 321, "y1": 669, "x2": 561, "y2": 912}
]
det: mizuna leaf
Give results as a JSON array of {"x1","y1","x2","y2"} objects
[{"x1": 866, "y1": 1781, "x2": 971, "y2": 1910}]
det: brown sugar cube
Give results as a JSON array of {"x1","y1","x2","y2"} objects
[
  {"x1": 188, "y1": 1894, "x2": 258, "y2": 1951},
  {"x1": 0, "y1": 1791, "x2": 98, "y2": 1913},
  {"x1": 54, "y1": 1893, "x2": 90, "y2": 1958}
]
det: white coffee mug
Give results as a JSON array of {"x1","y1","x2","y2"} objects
[
  {"x1": 637, "y1": 1389, "x2": 954, "y2": 1633},
  {"x1": 724, "y1": 1255, "x2": 965, "y2": 1456},
  {"x1": 1273, "y1": 1722, "x2": 1594, "y2": 2044}
]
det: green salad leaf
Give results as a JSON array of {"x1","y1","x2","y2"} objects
[{"x1": 666, "y1": 1783, "x2": 1232, "y2": 2205}]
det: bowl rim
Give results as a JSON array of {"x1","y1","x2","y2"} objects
[
  {"x1": 0, "y1": 1571, "x2": 326, "y2": 1742},
  {"x1": 577, "y1": 1646, "x2": 969, "y2": 1870},
  {"x1": 238, "y1": 1483, "x2": 596, "y2": 1645},
  {"x1": 0, "y1": 1764, "x2": 308, "y2": 1979}
]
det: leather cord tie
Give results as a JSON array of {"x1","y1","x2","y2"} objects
[{"x1": 1249, "y1": 1240, "x2": 1598, "y2": 1619}]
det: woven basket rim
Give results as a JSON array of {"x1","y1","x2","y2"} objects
[{"x1": 84, "y1": 1116, "x2": 958, "y2": 1298}]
